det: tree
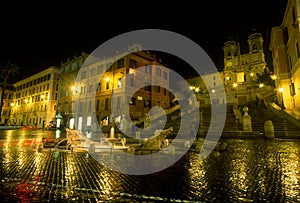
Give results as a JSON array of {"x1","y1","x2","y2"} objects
[
  {"x1": 256, "y1": 68, "x2": 275, "y2": 87},
  {"x1": 0, "y1": 61, "x2": 20, "y2": 124}
]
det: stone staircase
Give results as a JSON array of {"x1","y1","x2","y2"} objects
[
  {"x1": 163, "y1": 101, "x2": 300, "y2": 138},
  {"x1": 244, "y1": 101, "x2": 300, "y2": 136},
  {"x1": 199, "y1": 105, "x2": 242, "y2": 133}
]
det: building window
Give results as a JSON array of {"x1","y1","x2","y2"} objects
[
  {"x1": 72, "y1": 101, "x2": 75, "y2": 111},
  {"x1": 116, "y1": 97, "x2": 121, "y2": 110},
  {"x1": 96, "y1": 82, "x2": 101, "y2": 92},
  {"x1": 90, "y1": 68, "x2": 95, "y2": 76},
  {"x1": 88, "y1": 101, "x2": 92, "y2": 112},
  {"x1": 144, "y1": 99, "x2": 151, "y2": 108},
  {"x1": 117, "y1": 59, "x2": 124, "y2": 69},
  {"x1": 145, "y1": 66, "x2": 152, "y2": 74},
  {"x1": 96, "y1": 100, "x2": 100, "y2": 112},
  {"x1": 81, "y1": 71, "x2": 86, "y2": 79},
  {"x1": 105, "y1": 98, "x2": 109, "y2": 110},
  {"x1": 89, "y1": 85, "x2": 93, "y2": 93},
  {"x1": 106, "y1": 62, "x2": 113, "y2": 72},
  {"x1": 156, "y1": 68, "x2": 161, "y2": 77},
  {"x1": 296, "y1": 42, "x2": 300, "y2": 59},
  {"x1": 292, "y1": 7, "x2": 297, "y2": 25},
  {"x1": 117, "y1": 78, "x2": 122, "y2": 88},
  {"x1": 79, "y1": 102, "x2": 83, "y2": 112},
  {"x1": 289, "y1": 56, "x2": 293, "y2": 71},
  {"x1": 106, "y1": 81, "x2": 110, "y2": 90},
  {"x1": 80, "y1": 86, "x2": 86, "y2": 94},
  {"x1": 129, "y1": 75, "x2": 134, "y2": 87},
  {"x1": 145, "y1": 83, "x2": 151, "y2": 92},
  {"x1": 97, "y1": 65, "x2": 103, "y2": 74},
  {"x1": 129, "y1": 59, "x2": 137, "y2": 68},
  {"x1": 64, "y1": 102, "x2": 68, "y2": 112},
  {"x1": 129, "y1": 97, "x2": 136, "y2": 106},
  {"x1": 163, "y1": 71, "x2": 168, "y2": 80}
]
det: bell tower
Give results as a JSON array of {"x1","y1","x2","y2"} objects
[
  {"x1": 247, "y1": 33, "x2": 264, "y2": 53},
  {"x1": 223, "y1": 40, "x2": 238, "y2": 60}
]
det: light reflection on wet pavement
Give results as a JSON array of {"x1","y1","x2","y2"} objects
[{"x1": 0, "y1": 129, "x2": 300, "y2": 202}]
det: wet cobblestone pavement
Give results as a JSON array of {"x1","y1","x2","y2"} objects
[{"x1": 1, "y1": 130, "x2": 300, "y2": 202}]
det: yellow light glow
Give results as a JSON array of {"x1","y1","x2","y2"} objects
[
  {"x1": 226, "y1": 76, "x2": 230, "y2": 80},
  {"x1": 233, "y1": 83, "x2": 237, "y2": 88},
  {"x1": 190, "y1": 86, "x2": 195, "y2": 90},
  {"x1": 195, "y1": 87, "x2": 199, "y2": 92},
  {"x1": 10, "y1": 103, "x2": 14, "y2": 107},
  {"x1": 41, "y1": 95, "x2": 45, "y2": 99},
  {"x1": 105, "y1": 77, "x2": 110, "y2": 82},
  {"x1": 271, "y1": 75, "x2": 277, "y2": 80},
  {"x1": 250, "y1": 72, "x2": 254, "y2": 77},
  {"x1": 24, "y1": 99, "x2": 28, "y2": 103},
  {"x1": 71, "y1": 86, "x2": 76, "y2": 90},
  {"x1": 259, "y1": 83, "x2": 264, "y2": 88},
  {"x1": 211, "y1": 89, "x2": 216, "y2": 93},
  {"x1": 279, "y1": 87, "x2": 284, "y2": 92}
]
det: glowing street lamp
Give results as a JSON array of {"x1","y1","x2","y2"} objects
[
  {"x1": 233, "y1": 83, "x2": 237, "y2": 100},
  {"x1": 259, "y1": 83, "x2": 264, "y2": 88},
  {"x1": 279, "y1": 87, "x2": 284, "y2": 109},
  {"x1": 271, "y1": 75, "x2": 277, "y2": 80}
]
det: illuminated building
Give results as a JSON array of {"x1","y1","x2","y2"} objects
[
  {"x1": 10, "y1": 66, "x2": 60, "y2": 127},
  {"x1": 269, "y1": 0, "x2": 300, "y2": 112},
  {"x1": 0, "y1": 87, "x2": 14, "y2": 124},
  {"x1": 223, "y1": 33, "x2": 271, "y2": 104},
  {"x1": 58, "y1": 45, "x2": 170, "y2": 131}
]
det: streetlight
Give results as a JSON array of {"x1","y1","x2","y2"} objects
[
  {"x1": 233, "y1": 83, "x2": 237, "y2": 99},
  {"x1": 271, "y1": 75, "x2": 277, "y2": 80},
  {"x1": 279, "y1": 87, "x2": 284, "y2": 109},
  {"x1": 23, "y1": 99, "x2": 28, "y2": 126}
]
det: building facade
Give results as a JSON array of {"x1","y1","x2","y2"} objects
[
  {"x1": 58, "y1": 45, "x2": 171, "y2": 132},
  {"x1": 223, "y1": 33, "x2": 270, "y2": 104},
  {"x1": 56, "y1": 52, "x2": 89, "y2": 129},
  {"x1": 187, "y1": 72, "x2": 225, "y2": 106},
  {"x1": 269, "y1": 0, "x2": 300, "y2": 110},
  {"x1": 10, "y1": 66, "x2": 60, "y2": 127},
  {"x1": 0, "y1": 87, "x2": 14, "y2": 125}
]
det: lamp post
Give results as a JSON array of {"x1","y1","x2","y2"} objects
[
  {"x1": 23, "y1": 99, "x2": 28, "y2": 126},
  {"x1": 279, "y1": 87, "x2": 284, "y2": 109},
  {"x1": 233, "y1": 83, "x2": 237, "y2": 104}
]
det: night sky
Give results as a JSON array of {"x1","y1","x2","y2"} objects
[{"x1": 0, "y1": 0, "x2": 286, "y2": 81}]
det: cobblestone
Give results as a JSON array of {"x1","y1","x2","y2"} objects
[{"x1": 1, "y1": 130, "x2": 300, "y2": 202}]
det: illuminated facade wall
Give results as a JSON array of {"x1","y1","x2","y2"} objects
[
  {"x1": 58, "y1": 46, "x2": 170, "y2": 131},
  {"x1": 187, "y1": 72, "x2": 225, "y2": 106},
  {"x1": 10, "y1": 66, "x2": 60, "y2": 127},
  {"x1": 223, "y1": 33, "x2": 269, "y2": 105},
  {"x1": 269, "y1": 0, "x2": 300, "y2": 109},
  {"x1": 56, "y1": 52, "x2": 88, "y2": 129},
  {"x1": 223, "y1": 33, "x2": 267, "y2": 86},
  {"x1": 0, "y1": 88, "x2": 14, "y2": 124}
]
